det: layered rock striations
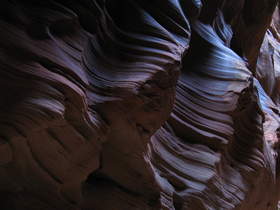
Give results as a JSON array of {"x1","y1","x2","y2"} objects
[{"x1": 0, "y1": 0, "x2": 279, "y2": 210}]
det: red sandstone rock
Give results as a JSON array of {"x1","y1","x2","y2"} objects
[{"x1": 0, "y1": 1, "x2": 279, "y2": 210}]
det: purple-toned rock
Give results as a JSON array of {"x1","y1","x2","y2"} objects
[{"x1": 0, "y1": 1, "x2": 279, "y2": 210}]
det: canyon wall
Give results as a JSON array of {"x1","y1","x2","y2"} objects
[{"x1": 0, "y1": 0, "x2": 279, "y2": 209}]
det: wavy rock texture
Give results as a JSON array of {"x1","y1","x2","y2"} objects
[{"x1": 0, "y1": 0, "x2": 279, "y2": 210}]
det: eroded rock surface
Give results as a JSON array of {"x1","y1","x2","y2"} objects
[{"x1": 0, "y1": 0, "x2": 279, "y2": 210}]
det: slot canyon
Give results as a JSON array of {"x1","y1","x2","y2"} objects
[{"x1": 0, "y1": 0, "x2": 280, "y2": 209}]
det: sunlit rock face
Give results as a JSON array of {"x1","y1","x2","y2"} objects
[{"x1": 0, "y1": 0, "x2": 279, "y2": 210}]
